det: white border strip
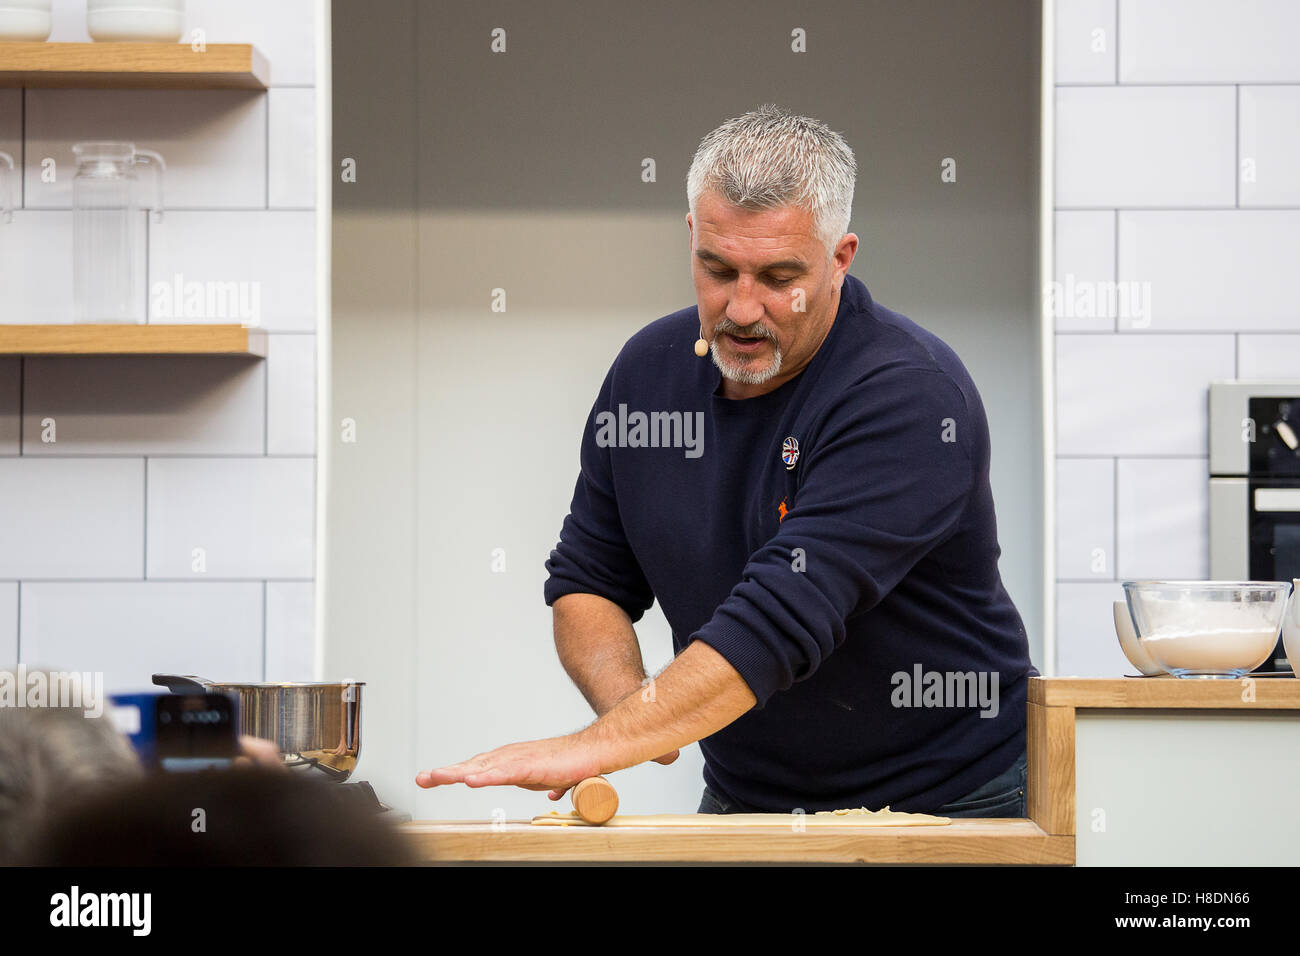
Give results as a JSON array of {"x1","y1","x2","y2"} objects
[
  {"x1": 313, "y1": 0, "x2": 332, "y2": 681},
  {"x1": 1040, "y1": 0, "x2": 1056, "y2": 676}
]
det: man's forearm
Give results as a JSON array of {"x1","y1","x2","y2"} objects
[
  {"x1": 580, "y1": 639, "x2": 757, "y2": 771},
  {"x1": 553, "y1": 592, "x2": 649, "y2": 716},
  {"x1": 416, "y1": 635, "x2": 759, "y2": 793}
]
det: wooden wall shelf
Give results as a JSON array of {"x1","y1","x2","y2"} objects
[
  {"x1": 0, "y1": 324, "x2": 266, "y2": 356},
  {"x1": 0, "y1": 42, "x2": 268, "y2": 89}
]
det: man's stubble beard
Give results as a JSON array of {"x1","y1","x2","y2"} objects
[{"x1": 709, "y1": 317, "x2": 784, "y2": 386}]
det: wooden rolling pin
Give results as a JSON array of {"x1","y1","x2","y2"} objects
[{"x1": 571, "y1": 775, "x2": 619, "y2": 824}]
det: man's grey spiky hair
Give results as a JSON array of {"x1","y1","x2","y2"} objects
[{"x1": 687, "y1": 104, "x2": 856, "y2": 261}]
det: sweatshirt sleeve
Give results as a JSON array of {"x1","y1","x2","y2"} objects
[
  {"x1": 543, "y1": 365, "x2": 656, "y2": 622},
  {"x1": 690, "y1": 365, "x2": 975, "y2": 707}
]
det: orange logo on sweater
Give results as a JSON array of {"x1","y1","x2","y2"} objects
[{"x1": 778, "y1": 497, "x2": 789, "y2": 523}]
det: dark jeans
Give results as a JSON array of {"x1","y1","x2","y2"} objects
[{"x1": 697, "y1": 750, "x2": 1028, "y2": 819}]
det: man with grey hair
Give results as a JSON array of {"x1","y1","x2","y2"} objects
[{"x1": 420, "y1": 105, "x2": 1037, "y2": 817}]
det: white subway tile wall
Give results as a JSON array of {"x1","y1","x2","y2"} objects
[
  {"x1": 1237, "y1": 335, "x2": 1300, "y2": 380},
  {"x1": 268, "y1": 89, "x2": 317, "y2": 209},
  {"x1": 265, "y1": 581, "x2": 314, "y2": 682},
  {"x1": 1055, "y1": 457, "x2": 1115, "y2": 579},
  {"x1": 148, "y1": 211, "x2": 315, "y2": 331},
  {"x1": 1056, "y1": 581, "x2": 1130, "y2": 676},
  {"x1": 22, "y1": 356, "x2": 266, "y2": 455},
  {"x1": 1055, "y1": 87, "x2": 1236, "y2": 208},
  {"x1": 24, "y1": 89, "x2": 267, "y2": 209},
  {"x1": 1053, "y1": 0, "x2": 1300, "y2": 673},
  {"x1": 188, "y1": 0, "x2": 318, "y2": 87},
  {"x1": 19, "y1": 582, "x2": 264, "y2": 693},
  {"x1": 1056, "y1": 334, "x2": 1234, "y2": 456},
  {"x1": 1053, "y1": 0, "x2": 1115, "y2": 84},
  {"x1": 0, "y1": 458, "x2": 144, "y2": 578},
  {"x1": 1, "y1": 0, "x2": 318, "y2": 682},
  {"x1": 0, "y1": 583, "x2": 16, "y2": 667},
  {"x1": 1117, "y1": 0, "x2": 1300, "y2": 84},
  {"x1": 266, "y1": 334, "x2": 316, "y2": 455},
  {"x1": 1239, "y1": 87, "x2": 1300, "y2": 207},
  {"x1": 1053, "y1": 209, "x2": 1114, "y2": 332},
  {"x1": 1115, "y1": 458, "x2": 1210, "y2": 580},
  {"x1": 1118, "y1": 211, "x2": 1300, "y2": 331},
  {"x1": 0, "y1": 211, "x2": 77, "y2": 322},
  {"x1": 145, "y1": 458, "x2": 314, "y2": 579}
]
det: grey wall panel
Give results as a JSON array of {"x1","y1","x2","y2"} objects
[{"x1": 326, "y1": 0, "x2": 421, "y2": 815}]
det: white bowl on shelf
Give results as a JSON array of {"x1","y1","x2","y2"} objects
[
  {"x1": 0, "y1": 0, "x2": 53, "y2": 41},
  {"x1": 87, "y1": 0, "x2": 184, "y2": 42},
  {"x1": 1113, "y1": 600, "x2": 1164, "y2": 676}
]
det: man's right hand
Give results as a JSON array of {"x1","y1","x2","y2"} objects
[{"x1": 542, "y1": 747, "x2": 682, "y2": 801}]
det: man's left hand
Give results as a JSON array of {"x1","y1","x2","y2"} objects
[{"x1": 415, "y1": 733, "x2": 604, "y2": 798}]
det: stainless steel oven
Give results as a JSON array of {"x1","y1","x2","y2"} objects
[{"x1": 1209, "y1": 380, "x2": 1300, "y2": 672}]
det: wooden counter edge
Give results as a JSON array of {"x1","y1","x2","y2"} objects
[
  {"x1": 1029, "y1": 675, "x2": 1300, "y2": 709},
  {"x1": 1027, "y1": 700, "x2": 1075, "y2": 836},
  {"x1": 397, "y1": 818, "x2": 1073, "y2": 865}
]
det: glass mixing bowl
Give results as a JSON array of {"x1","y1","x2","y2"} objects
[{"x1": 1122, "y1": 581, "x2": 1291, "y2": 679}]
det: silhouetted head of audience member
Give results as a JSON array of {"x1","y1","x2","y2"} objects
[
  {"x1": 0, "y1": 669, "x2": 142, "y2": 865},
  {"x1": 33, "y1": 767, "x2": 413, "y2": 866}
]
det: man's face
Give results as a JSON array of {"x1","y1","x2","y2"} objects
[{"x1": 688, "y1": 189, "x2": 856, "y2": 399}]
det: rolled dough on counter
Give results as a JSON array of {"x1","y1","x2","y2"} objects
[{"x1": 531, "y1": 807, "x2": 950, "y2": 827}]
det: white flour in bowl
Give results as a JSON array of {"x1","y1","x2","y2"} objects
[{"x1": 1138, "y1": 599, "x2": 1280, "y2": 671}]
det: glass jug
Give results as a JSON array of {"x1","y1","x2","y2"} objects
[
  {"x1": 0, "y1": 151, "x2": 14, "y2": 224},
  {"x1": 72, "y1": 141, "x2": 164, "y2": 323}
]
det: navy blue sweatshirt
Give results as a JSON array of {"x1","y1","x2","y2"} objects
[{"x1": 544, "y1": 273, "x2": 1037, "y2": 813}]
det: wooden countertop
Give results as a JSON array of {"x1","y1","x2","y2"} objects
[
  {"x1": 405, "y1": 679, "x2": 1297, "y2": 864},
  {"x1": 399, "y1": 818, "x2": 1073, "y2": 865},
  {"x1": 1030, "y1": 675, "x2": 1300, "y2": 709}
]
